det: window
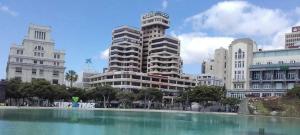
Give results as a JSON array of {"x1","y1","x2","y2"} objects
[
  {"x1": 54, "y1": 54, "x2": 60, "y2": 59},
  {"x1": 290, "y1": 60, "x2": 296, "y2": 64},
  {"x1": 17, "y1": 50, "x2": 23, "y2": 55},
  {"x1": 39, "y1": 69, "x2": 44, "y2": 75},
  {"x1": 40, "y1": 61, "x2": 43, "y2": 64},
  {"x1": 52, "y1": 79, "x2": 59, "y2": 84},
  {"x1": 34, "y1": 45, "x2": 44, "y2": 51},
  {"x1": 53, "y1": 71, "x2": 59, "y2": 76},
  {"x1": 34, "y1": 60, "x2": 37, "y2": 64},
  {"x1": 267, "y1": 62, "x2": 272, "y2": 65},
  {"x1": 16, "y1": 58, "x2": 23, "y2": 63},
  {"x1": 15, "y1": 67, "x2": 22, "y2": 73},
  {"x1": 32, "y1": 69, "x2": 37, "y2": 75},
  {"x1": 279, "y1": 61, "x2": 284, "y2": 64}
]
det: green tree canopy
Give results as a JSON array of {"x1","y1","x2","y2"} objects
[{"x1": 65, "y1": 70, "x2": 78, "y2": 88}]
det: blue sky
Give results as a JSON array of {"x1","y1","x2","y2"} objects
[{"x1": 1, "y1": 0, "x2": 300, "y2": 80}]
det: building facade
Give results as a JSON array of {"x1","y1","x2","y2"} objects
[
  {"x1": 226, "y1": 38, "x2": 257, "y2": 99},
  {"x1": 85, "y1": 12, "x2": 195, "y2": 94},
  {"x1": 201, "y1": 47, "x2": 228, "y2": 86},
  {"x1": 196, "y1": 74, "x2": 223, "y2": 87},
  {"x1": 6, "y1": 24, "x2": 65, "y2": 84},
  {"x1": 109, "y1": 26, "x2": 142, "y2": 72},
  {"x1": 285, "y1": 26, "x2": 300, "y2": 48},
  {"x1": 249, "y1": 48, "x2": 300, "y2": 97}
]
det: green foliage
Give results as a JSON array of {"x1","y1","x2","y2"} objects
[
  {"x1": 137, "y1": 88, "x2": 163, "y2": 109},
  {"x1": 221, "y1": 97, "x2": 241, "y2": 108},
  {"x1": 137, "y1": 88, "x2": 163, "y2": 102},
  {"x1": 65, "y1": 70, "x2": 78, "y2": 88},
  {"x1": 116, "y1": 91, "x2": 135, "y2": 108},
  {"x1": 286, "y1": 86, "x2": 300, "y2": 98},
  {"x1": 189, "y1": 86, "x2": 223, "y2": 104},
  {"x1": 262, "y1": 99, "x2": 284, "y2": 111}
]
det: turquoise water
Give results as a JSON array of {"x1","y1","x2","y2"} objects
[{"x1": 0, "y1": 109, "x2": 300, "y2": 135}]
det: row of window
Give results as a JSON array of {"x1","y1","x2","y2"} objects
[
  {"x1": 15, "y1": 67, "x2": 60, "y2": 76},
  {"x1": 34, "y1": 31, "x2": 46, "y2": 40},
  {"x1": 234, "y1": 49, "x2": 245, "y2": 59},
  {"x1": 235, "y1": 61, "x2": 245, "y2": 68},
  {"x1": 256, "y1": 60, "x2": 296, "y2": 65},
  {"x1": 233, "y1": 83, "x2": 244, "y2": 89},
  {"x1": 14, "y1": 77, "x2": 59, "y2": 84}
]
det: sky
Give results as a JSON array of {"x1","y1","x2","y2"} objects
[{"x1": 1, "y1": 0, "x2": 300, "y2": 81}]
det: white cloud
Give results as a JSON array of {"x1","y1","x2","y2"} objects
[
  {"x1": 162, "y1": 0, "x2": 168, "y2": 10},
  {"x1": 100, "y1": 48, "x2": 109, "y2": 60},
  {"x1": 185, "y1": 1, "x2": 290, "y2": 36},
  {"x1": 0, "y1": 3, "x2": 18, "y2": 16},
  {"x1": 174, "y1": 32, "x2": 234, "y2": 64}
]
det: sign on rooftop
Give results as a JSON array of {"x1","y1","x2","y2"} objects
[{"x1": 292, "y1": 26, "x2": 300, "y2": 32}]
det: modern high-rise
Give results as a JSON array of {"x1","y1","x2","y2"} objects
[
  {"x1": 285, "y1": 26, "x2": 300, "y2": 48},
  {"x1": 108, "y1": 26, "x2": 142, "y2": 72},
  {"x1": 85, "y1": 12, "x2": 195, "y2": 93},
  {"x1": 6, "y1": 24, "x2": 65, "y2": 84},
  {"x1": 140, "y1": 12, "x2": 182, "y2": 77}
]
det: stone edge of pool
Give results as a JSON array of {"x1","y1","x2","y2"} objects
[{"x1": 0, "y1": 106, "x2": 237, "y2": 115}]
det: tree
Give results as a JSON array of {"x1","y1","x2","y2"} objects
[
  {"x1": 221, "y1": 97, "x2": 241, "y2": 112},
  {"x1": 286, "y1": 86, "x2": 300, "y2": 98},
  {"x1": 137, "y1": 88, "x2": 163, "y2": 109},
  {"x1": 93, "y1": 85, "x2": 117, "y2": 108},
  {"x1": 65, "y1": 70, "x2": 78, "y2": 88},
  {"x1": 177, "y1": 88, "x2": 192, "y2": 110},
  {"x1": 116, "y1": 91, "x2": 135, "y2": 108},
  {"x1": 189, "y1": 86, "x2": 223, "y2": 109},
  {"x1": 6, "y1": 78, "x2": 22, "y2": 105},
  {"x1": 67, "y1": 87, "x2": 86, "y2": 101}
]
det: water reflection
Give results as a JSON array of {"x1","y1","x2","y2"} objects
[{"x1": 0, "y1": 109, "x2": 299, "y2": 135}]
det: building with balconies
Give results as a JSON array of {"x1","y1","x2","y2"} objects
[
  {"x1": 148, "y1": 36, "x2": 182, "y2": 78},
  {"x1": 85, "y1": 11, "x2": 194, "y2": 95},
  {"x1": 6, "y1": 24, "x2": 65, "y2": 84},
  {"x1": 109, "y1": 26, "x2": 142, "y2": 72},
  {"x1": 249, "y1": 48, "x2": 300, "y2": 97}
]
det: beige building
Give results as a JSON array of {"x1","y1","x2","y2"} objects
[
  {"x1": 285, "y1": 26, "x2": 300, "y2": 48},
  {"x1": 201, "y1": 47, "x2": 228, "y2": 86},
  {"x1": 226, "y1": 38, "x2": 257, "y2": 98},
  {"x1": 6, "y1": 24, "x2": 65, "y2": 84}
]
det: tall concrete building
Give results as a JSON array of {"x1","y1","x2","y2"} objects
[
  {"x1": 226, "y1": 38, "x2": 257, "y2": 98},
  {"x1": 201, "y1": 47, "x2": 228, "y2": 86},
  {"x1": 85, "y1": 12, "x2": 195, "y2": 93},
  {"x1": 6, "y1": 24, "x2": 65, "y2": 84},
  {"x1": 140, "y1": 12, "x2": 182, "y2": 77},
  {"x1": 108, "y1": 26, "x2": 142, "y2": 72},
  {"x1": 285, "y1": 26, "x2": 300, "y2": 48}
]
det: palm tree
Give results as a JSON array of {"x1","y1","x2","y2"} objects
[{"x1": 65, "y1": 70, "x2": 78, "y2": 88}]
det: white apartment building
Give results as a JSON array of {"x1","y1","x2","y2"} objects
[
  {"x1": 285, "y1": 26, "x2": 300, "y2": 48},
  {"x1": 226, "y1": 38, "x2": 257, "y2": 99},
  {"x1": 6, "y1": 24, "x2": 65, "y2": 84},
  {"x1": 109, "y1": 26, "x2": 142, "y2": 72},
  {"x1": 85, "y1": 11, "x2": 195, "y2": 94}
]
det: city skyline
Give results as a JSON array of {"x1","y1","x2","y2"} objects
[{"x1": 1, "y1": 0, "x2": 300, "y2": 80}]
